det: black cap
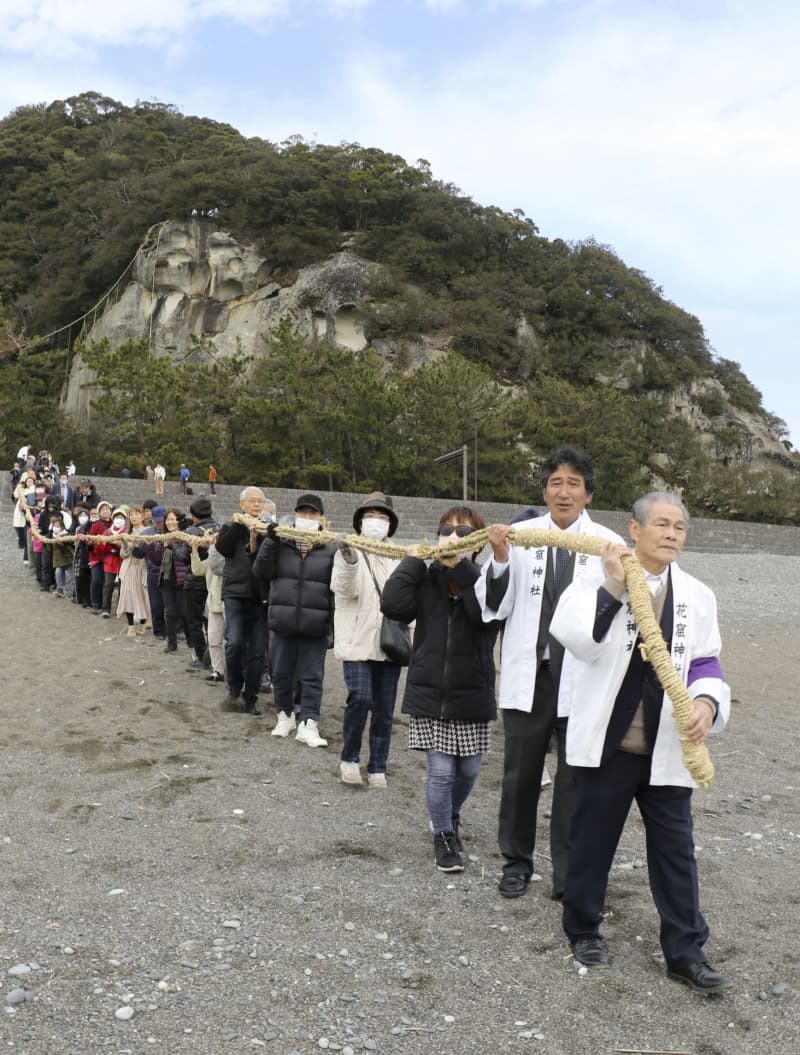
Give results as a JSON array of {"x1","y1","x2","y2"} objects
[{"x1": 295, "y1": 493, "x2": 324, "y2": 516}]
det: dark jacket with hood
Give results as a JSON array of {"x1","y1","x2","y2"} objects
[
  {"x1": 252, "y1": 531, "x2": 335, "y2": 638},
  {"x1": 381, "y1": 556, "x2": 500, "y2": 723}
]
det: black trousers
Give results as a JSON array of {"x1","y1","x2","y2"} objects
[
  {"x1": 183, "y1": 585, "x2": 208, "y2": 660},
  {"x1": 563, "y1": 750, "x2": 709, "y2": 967},
  {"x1": 74, "y1": 566, "x2": 91, "y2": 606},
  {"x1": 498, "y1": 662, "x2": 576, "y2": 896},
  {"x1": 146, "y1": 567, "x2": 165, "y2": 635},
  {"x1": 162, "y1": 583, "x2": 190, "y2": 650}
]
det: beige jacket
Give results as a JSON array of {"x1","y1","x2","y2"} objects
[{"x1": 332, "y1": 548, "x2": 396, "y2": 662}]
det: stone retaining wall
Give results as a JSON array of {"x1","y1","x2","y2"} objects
[{"x1": 65, "y1": 477, "x2": 799, "y2": 555}]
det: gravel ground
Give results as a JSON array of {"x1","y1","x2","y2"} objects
[{"x1": 1, "y1": 497, "x2": 799, "y2": 1055}]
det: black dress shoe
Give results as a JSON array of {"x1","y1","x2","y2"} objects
[
  {"x1": 245, "y1": 700, "x2": 263, "y2": 716},
  {"x1": 571, "y1": 937, "x2": 609, "y2": 967},
  {"x1": 498, "y1": 873, "x2": 530, "y2": 898},
  {"x1": 667, "y1": 960, "x2": 731, "y2": 993},
  {"x1": 221, "y1": 692, "x2": 243, "y2": 712}
]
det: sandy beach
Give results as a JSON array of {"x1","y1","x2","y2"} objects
[{"x1": 1, "y1": 512, "x2": 799, "y2": 1054}]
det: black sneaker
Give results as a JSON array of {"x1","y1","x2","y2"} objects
[
  {"x1": 433, "y1": 832, "x2": 464, "y2": 873},
  {"x1": 221, "y1": 692, "x2": 243, "y2": 712},
  {"x1": 205, "y1": 671, "x2": 225, "y2": 684}
]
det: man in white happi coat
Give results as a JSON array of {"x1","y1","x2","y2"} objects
[
  {"x1": 550, "y1": 492, "x2": 731, "y2": 992},
  {"x1": 475, "y1": 447, "x2": 623, "y2": 900}
]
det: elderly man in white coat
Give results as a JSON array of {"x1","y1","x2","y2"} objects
[
  {"x1": 476, "y1": 447, "x2": 623, "y2": 901},
  {"x1": 550, "y1": 491, "x2": 731, "y2": 993}
]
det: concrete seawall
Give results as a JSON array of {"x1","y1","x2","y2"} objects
[{"x1": 62, "y1": 477, "x2": 799, "y2": 555}]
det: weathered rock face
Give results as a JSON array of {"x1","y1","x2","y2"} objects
[
  {"x1": 665, "y1": 378, "x2": 791, "y2": 468},
  {"x1": 61, "y1": 221, "x2": 791, "y2": 473},
  {"x1": 62, "y1": 220, "x2": 385, "y2": 423}
]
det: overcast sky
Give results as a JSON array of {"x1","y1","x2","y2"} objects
[{"x1": 2, "y1": 0, "x2": 798, "y2": 444}]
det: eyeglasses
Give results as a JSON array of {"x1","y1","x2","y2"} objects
[{"x1": 437, "y1": 523, "x2": 474, "y2": 538}]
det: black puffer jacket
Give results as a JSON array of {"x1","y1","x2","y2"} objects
[
  {"x1": 252, "y1": 535, "x2": 335, "y2": 638},
  {"x1": 381, "y1": 556, "x2": 500, "y2": 723},
  {"x1": 215, "y1": 521, "x2": 265, "y2": 602}
]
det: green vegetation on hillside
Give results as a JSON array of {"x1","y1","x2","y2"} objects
[{"x1": 1, "y1": 92, "x2": 796, "y2": 521}]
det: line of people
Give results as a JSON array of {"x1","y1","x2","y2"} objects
[{"x1": 8, "y1": 445, "x2": 732, "y2": 994}]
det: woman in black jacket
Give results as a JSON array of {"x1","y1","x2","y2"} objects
[{"x1": 381, "y1": 505, "x2": 500, "y2": 874}]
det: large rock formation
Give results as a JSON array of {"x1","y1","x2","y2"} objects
[
  {"x1": 61, "y1": 220, "x2": 791, "y2": 473},
  {"x1": 63, "y1": 220, "x2": 392, "y2": 423}
]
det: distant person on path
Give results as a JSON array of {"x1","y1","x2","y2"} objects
[
  {"x1": 145, "y1": 464, "x2": 155, "y2": 482},
  {"x1": 550, "y1": 492, "x2": 731, "y2": 992},
  {"x1": 208, "y1": 464, "x2": 217, "y2": 495},
  {"x1": 154, "y1": 462, "x2": 166, "y2": 496},
  {"x1": 179, "y1": 464, "x2": 191, "y2": 494},
  {"x1": 332, "y1": 492, "x2": 403, "y2": 788}
]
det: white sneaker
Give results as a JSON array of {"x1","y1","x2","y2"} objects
[
  {"x1": 340, "y1": 761, "x2": 363, "y2": 786},
  {"x1": 271, "y1": 712, "x2": 297, "y2": 738},
  {"x1": 367, "y1": 772, "x2": 387, "y2": 789},
  {"x1": 296, "y1": 718, "x2": 328, "y2": 748},
  {"x1": 541, "y1": 765, "x2": 552, "y2": 788}
]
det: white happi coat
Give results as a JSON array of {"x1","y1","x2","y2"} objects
[
  {"x1": 474, "y1": 510, "x2": 623, "y2": 716},
  {"x1": 550, "y1": 562, "x2": 730, "y2": 788}
]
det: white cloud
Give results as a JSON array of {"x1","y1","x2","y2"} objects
[{"x1": 0, "y1": 0, "x2": 373, "y2": 55}]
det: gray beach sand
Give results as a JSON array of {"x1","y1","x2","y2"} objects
[{"x1": 1, "y1": 514, "x2": 798, "y2": 1054}]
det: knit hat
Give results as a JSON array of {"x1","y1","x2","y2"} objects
[
  {"x1": 352, "y1": 491, "x2": 398, "y2": 537},
  {"x1": 294, "y1": 493, "x2": 324, "y2": 516},
  {"x1": 189, "y1": 495, "x2": 213, "y2": 519},
  {"x1": 97, "y1": 500, "x2": 113, "y2": 514},
  {"x1": 112, "y1": 505, "x2": 130, "y2": 520}
]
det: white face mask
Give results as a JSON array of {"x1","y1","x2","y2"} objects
[
  {"x1": 78, "y1": 514, "x2": 89, "y2": 525},
  {"x1": 361, "y1": 516, "x2": 390, "y2": 540},
  {"x1": 113, "y1": 516, "x2": 127, "y2": 529},
  {"x1": 295, "y1": 516, "x2": 319, "y2": 532}
]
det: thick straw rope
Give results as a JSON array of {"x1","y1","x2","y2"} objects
[{"x1": 24, "y1": 509, "x2": 714, "y2": 787}]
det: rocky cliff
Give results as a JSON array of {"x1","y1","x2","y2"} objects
[
  {"x1": 62, "y1": 220, "x2": 790, "y2": 472},
  {"x1": 64, "y1": 220, "x2": 391, "y2": 424}
]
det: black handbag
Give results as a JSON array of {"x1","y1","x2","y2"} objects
[{"x1": 362, "y1": 553, "x2": 411, "y2": 666}]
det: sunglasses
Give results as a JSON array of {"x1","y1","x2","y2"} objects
[{"x1": 437, "y1": 523, "x2": 474, "y2": 538}]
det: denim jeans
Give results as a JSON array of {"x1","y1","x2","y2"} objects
[
  {"x1": 270, "y1": 633, "x2": 328, "y2": 721},
  {"x1": 341, "y1": 660, "x2": 401, "y2": 773},
  {"x1": 224, "y1": 596, "x2": 267, "y2": 704},
  {"x1": 55, "y1": 565, "x2": 74, "y2": 597},
  {"x1": 426, "y1": 750, "x2": 483, "y2": 834}
]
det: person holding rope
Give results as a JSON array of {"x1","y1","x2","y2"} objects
[
  {"x1": 550, "y1": 492, "x2": 731, "y2": 991},
  {"x1": 475, "y1": 446, "x2": 624, "y2": 902},
  {"x1": 253, "y1": 494, "x2": 336, "y2": 747},
  {"x1": 332, "y1": 492, "x2": 403, "y2": 788}
]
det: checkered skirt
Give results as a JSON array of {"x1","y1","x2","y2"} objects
[{"x1": 408, "y1": 716, "x2": 491, "y2": 757}]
